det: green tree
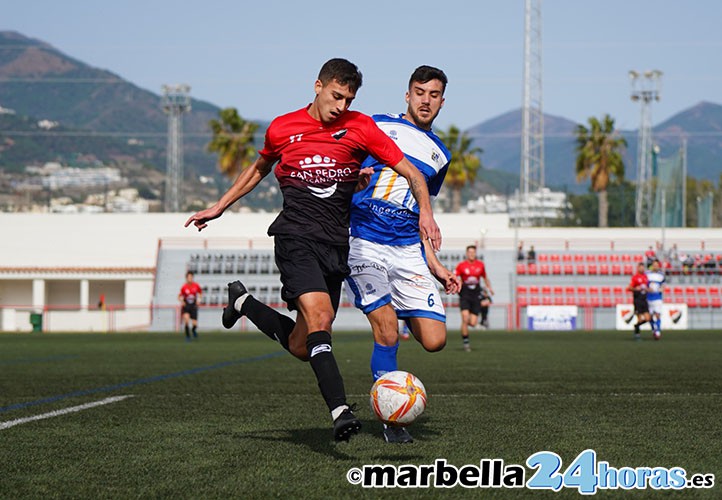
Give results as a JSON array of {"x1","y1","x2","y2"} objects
[
  {"x1": 207, "y1": 108, "x2": 258, "y2": 179},
  {"x1": 559, "y1": 181, "x2": 636, "y2": 227},
  {"x1": 574, "y1": 115, "x2": 626, "y2": 227},
  {"x1": 437, "y1": 125, "x2": 482, "y2": 212}
]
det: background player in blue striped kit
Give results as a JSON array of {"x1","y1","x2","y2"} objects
[
  {"x1": 346, "y1": 66, "x2": 461, "y2": 443},
  {"x1": 646, "y1": 259, "x2": 666, "y2": 340}
]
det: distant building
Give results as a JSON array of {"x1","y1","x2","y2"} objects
[
  {"x1": 41, "y1": 166, "x2": 122, "y2": 190},
  {"x1": 467, "y1": 188, "x2": 569, "y2": 226},
  {"x1": 37, "y1": 119, "x2": 59, "y2": 130}
]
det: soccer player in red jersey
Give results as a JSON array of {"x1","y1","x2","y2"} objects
[
  {"x1": 178, "y1": 271, "x2": 202, "y2": 341},
  {"x1": 185, "y1": 58, "x2": 441, "y2": 441},
  {"x1": 455, "y1": 245, "x2": 494, "y2": 351},
  {"x1": 627, "y1": 262, "x2": 650, "y2": 340}
]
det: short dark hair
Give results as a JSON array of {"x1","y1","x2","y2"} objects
[
  {"x1": 466, "y1": 245, "x2": 477, "y2": 252},
  {"x1": 318, "y1": 58, "x2": 363, "y2": 93},
  {"x1": 186, "y1": 271, "x2": 194, "y2": 277},
  {"x1": 409, "y1": 65, "x2": 448, "y2": 93}
]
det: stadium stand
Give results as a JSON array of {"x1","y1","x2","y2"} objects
[
  {"x1": 151, "y1": 247, "x2": 514, "y2": 331},
  {"x1": 514, "y1": 250, "x2": 722, "y2": 329}
]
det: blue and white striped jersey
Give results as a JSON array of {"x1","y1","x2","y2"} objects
[
  {"x1": 646, "y1": 270, "x2": 665, "y2": 301},
  {"x1": 350, "y1": 113, "x2": 451, "y2": 245}
]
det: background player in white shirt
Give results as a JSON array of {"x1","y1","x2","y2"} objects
[{"x1": 646, "y1": 259, "x2": 666, "y2": 340}]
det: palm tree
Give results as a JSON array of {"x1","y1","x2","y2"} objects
[
  {"x1": 575, "y1": 115, "x2": 626, "y2": 227},
  {"x1": 207, "y1": 108, "x2": 259, "y2": 178},
  {"x1": 438, "y1": 125, "x2": 482, "y2": 212}
]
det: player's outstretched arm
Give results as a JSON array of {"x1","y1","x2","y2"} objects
[
  {"x1": 422, "y1": 238, "x2": 461, "y2": 294},
  {"x1": 184, "y1": 156, "x2": 274, "y2": 231},
  {"x1": 390, "y1": 157, "x2": 441, "y2": 250}
]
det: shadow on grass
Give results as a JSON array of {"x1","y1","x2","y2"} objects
[{"x1": 233, "y1": 417, "x2": 440, "y2": 461}]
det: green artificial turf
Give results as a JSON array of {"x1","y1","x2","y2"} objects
[{"x1": 0, "y1": 330, "x2": 720, "y2": 499}]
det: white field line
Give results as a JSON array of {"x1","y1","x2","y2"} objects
[{"x1": 0, "y1": 395, "x2": 133, "y2": 430}]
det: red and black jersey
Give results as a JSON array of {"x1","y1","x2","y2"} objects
[
  {"x1": 628, "y1": 272, "x2": 648, "y2": 300},
  {"x1": 180, "y1": 282, "x2": 202, "y2": 305},
  {"x1": 455, "y1": 259, "x2": 487, "y2": 293},
  {"x1": 259, "y1": 106, "x2": 404, "y2": 245}
]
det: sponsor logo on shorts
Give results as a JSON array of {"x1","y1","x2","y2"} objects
[
  {"x1": 409, "y1": 274, "x2": 433, "y2": 290},
  {"x1": 350, "y1": 262, "x2": 385, "y2": 273}
]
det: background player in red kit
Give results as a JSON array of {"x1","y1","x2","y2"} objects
[
  {"x1": 178, "y1": 271, "x2": 202, "y2": 341},
  {"x1": 455, "y1": 245, "x2": 494, "y2": 351},
  {"x1": 627, "y1": 262, "x2": 650, "y2": 340},
  {"x1": 185, "y1": 58, "x2": 441, "y2": 441}
]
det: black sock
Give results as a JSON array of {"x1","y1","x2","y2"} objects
[
  {"x1": 184, "y1": 324, "x2": 190, "y2": 338},
  {"x1": 241, "y1": 296, "x2": 295, "y2": 350},
  {"x1": 306, "y1": 331, "x2": 347, "y2": 413},
  {"x1": 634, "y1": 323, "x2": 640, "y2": 334},
  {"x1": 480, "y1": 306, "x2": 489, "y2": 322},
  {"x1": 462, "y1": 335, "x2": 470, "y2": 345},
  {"x1": 192, "y1": 325, "x2": 197, "y2": 337}
]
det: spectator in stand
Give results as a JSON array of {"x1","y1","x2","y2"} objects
[
  {"x1": 644, "y1": 245, "x2": 657, "y2": 266},
  {"x1": 681, "y1": 252, "x2": 695, "y2": 274},
  {"x1": 517, "y1": 241, "x2": 525, "y2": 262},
  {"x1": 526, "y1": 245, "x2": 536, "y2": 263},
  {"x1": 666, "y1": 243, "x2": 679, "y2": 266}
]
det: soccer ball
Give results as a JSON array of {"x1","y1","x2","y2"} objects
[{"x1": 369, "y1": 370, "x2": 427, "y2": 426}]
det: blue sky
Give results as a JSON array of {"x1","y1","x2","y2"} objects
[{"x1": 5, "y1": 0, "x2": 722, "y2": 131}]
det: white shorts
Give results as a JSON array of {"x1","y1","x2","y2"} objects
[
  {"x1": 345, "y1": 237, "x2": 446, "y2": 322},
  {"x1": 648, "y1": 299, "x2": 663, "y2": 316}
]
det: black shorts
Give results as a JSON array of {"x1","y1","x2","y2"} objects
[
  {"x1": 274, "y1": 235, "x2": 350, "y2": 312},
  {"x1": 459, "y1": 287, "x2": 482, "y2": 315},
  {"x1": 634, "y1": 295, "x2": 649, "y2": 315},
  {"x1": 182, "y1": 303, "x2": 198, "y2": 320}
]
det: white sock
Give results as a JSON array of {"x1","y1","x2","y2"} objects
[
  {"x1": 331, "y1": 404, "x2": 349, "y2": 422},
  {"x1": 234, "y1": 293, "x2": 249, "y2": 312}
]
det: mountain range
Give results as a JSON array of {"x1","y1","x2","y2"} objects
[
  {"x1": 1, "y1": 30, "x2": 721, "y2": 201},
  {"x1": 470, "y1": 102, "x2": 722, "y2": 193}
]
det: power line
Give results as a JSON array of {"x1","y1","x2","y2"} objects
[{"x1": 4, "y1": 130, "x2": 722, "y2": 139}]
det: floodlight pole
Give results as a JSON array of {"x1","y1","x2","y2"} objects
[
  {"x1": 162, "y1": 84, "x2": 191, "y2": 212},
  {"x1": 520, "y1": 0, "x2": 544, "y2": 225},
  {"x1": 629, "y1": 70, "x2": 662, "y2": 227}
]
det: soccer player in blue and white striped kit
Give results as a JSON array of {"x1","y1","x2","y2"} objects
[
  {"x1": 646, "y1": 259, "x2": 666, "y2": 340},
  {"x1": 346, "y1": 66, "x2": 461, "y2": 443}
]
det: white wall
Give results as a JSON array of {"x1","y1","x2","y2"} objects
[
  {"x1": 125, "y1": 280, "x2": 153, "y2": 307},
  {"x1": 3, "y1": 213, "x2": 721, "y2": 272}
]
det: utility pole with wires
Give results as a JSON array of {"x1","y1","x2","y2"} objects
[{"x1": 162, "y1": 84, "x2": 191, "y2": 212}]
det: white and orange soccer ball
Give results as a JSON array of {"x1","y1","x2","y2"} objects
[{"x1": 369, "y1": 370, "x2": 427, "y2": 426}]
